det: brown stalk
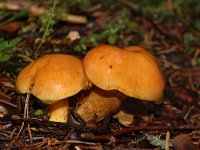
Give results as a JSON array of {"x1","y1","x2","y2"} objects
[{"x1": 81, "y1": 124, "x2": 200, "y2": 141}]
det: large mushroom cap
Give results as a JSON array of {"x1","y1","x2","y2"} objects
[
  {"x1": 83, "y1": 45, "x2": 165, "y2": 102},
  {"x1": 16, "y1": 54, "x2": 89, "y2": 104}
]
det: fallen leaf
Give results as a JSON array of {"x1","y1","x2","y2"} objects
[
  {"x1": 113, "y1": 110, "x2": 133, "y2": 126},
  {"x1": 172, "y1": 134, "x2": 196, "y2": 150}
]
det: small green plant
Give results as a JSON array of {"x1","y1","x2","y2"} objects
[
  {"x1": 183, "y1": 33, "x2": 198, "y2": 52},
  {"x1": 192, "y1": 20, "x2": 200, "y2": 32},
  {"x1": 146, "y1": 134, "x2": 173, "y2": 149},
  {"x1": 65, "y1": 0, "x2": 93, "y2": 11},
  {"x1": 74, "y1": 7, "x2": 138, "y2": 52},
  {"x1": 35, "y1": 0, "x2": 57, "y2": 50},
  {"x1": 0, "y1": 37, "x2": 22, "y2": 62},
  {"x1": 34, "y1": 109, "x2": 44, "y2": 116},
  {"x1": 0, "y1": 10, "x2": 28, "y2": 26}
]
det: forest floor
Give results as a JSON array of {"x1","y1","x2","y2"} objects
[{"x1": 0, "y1": 1, "x2": 199, "y2": 149}]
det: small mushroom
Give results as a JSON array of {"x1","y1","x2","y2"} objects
[
  {"x1": 76, "y1": 45, "x2": 165, "y2": 123},
  {"x1": 16, "y1": 54, "x2": 90, "y2": 123}
]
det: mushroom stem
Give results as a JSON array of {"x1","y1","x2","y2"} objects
[
  {"x1": 48, "y1": 99, "x2": 69, "y2": 123},
  {"x1": 76, "y1": 86, "x2": 126, "y2": 123}
]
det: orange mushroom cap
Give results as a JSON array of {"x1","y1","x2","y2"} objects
[
  {"x1": 83, "y1": 45, "x2": 165, "y2": 102},
  {"x1": 16, "y1": 54, "x2": 90, "y2": 104}
]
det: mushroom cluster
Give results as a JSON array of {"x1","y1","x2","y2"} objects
[{"x1": 16, "y1": 45, "x2": 165, "y2": 124}]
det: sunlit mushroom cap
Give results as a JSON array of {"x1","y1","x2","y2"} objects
[
  {"x1": 16, "y1": 54, "x2": 90, "y2": 104},
  {"x1": 83, "y1": 45, "x2": 165, "y2": 102}
]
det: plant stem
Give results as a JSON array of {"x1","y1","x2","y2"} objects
[{"x1": 35, "y1": 0, "x2": 57, "y2": 57}]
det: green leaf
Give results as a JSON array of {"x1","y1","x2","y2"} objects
[
  {"x1": 34, "y1": 109, "x2": 43, "y2": 116},
  {"x1": 183, "y1": 33, "x2": 197, "y2": 51},
  {"x1": 9, "y1": 37, "x2": 22, "y2": 47},
  {"x1": 0, "y1": 41, "x2": 9, "y2": 51},
  {"x1": 79, "y1": 0, "x2": 92, "y2": 10},
  {"x1": 0, "y1": 54, "x2": 10, "y2": 62},
  {"x1": 108, "y1": 34, "x2": 118, "y2": 44},
  {"x1": 127, "y1": 22, "x2": 139, "y2": 30},
  {"x1": 184, "y1": 33, "x2": 196, "y2": 43},
  {"x1": 193, "y1": 20, "x2": 200, "y2": 31},
  {"x1": 0, "y1": 37, "x2": 21, "y2": 51},
  {"x1": 74, "y1": 45, "x2": 81, "y2": 52}
]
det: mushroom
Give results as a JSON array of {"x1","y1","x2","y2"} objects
[
  {"x1": 16, "y1": 54, "x2": 90, "y2": 123},
  {"x1": 76, "y1": 86, "x2": 125, "y2": 123},
  {"x1": 76, "y1": 44, "x2": 165, "y2": 123}
]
